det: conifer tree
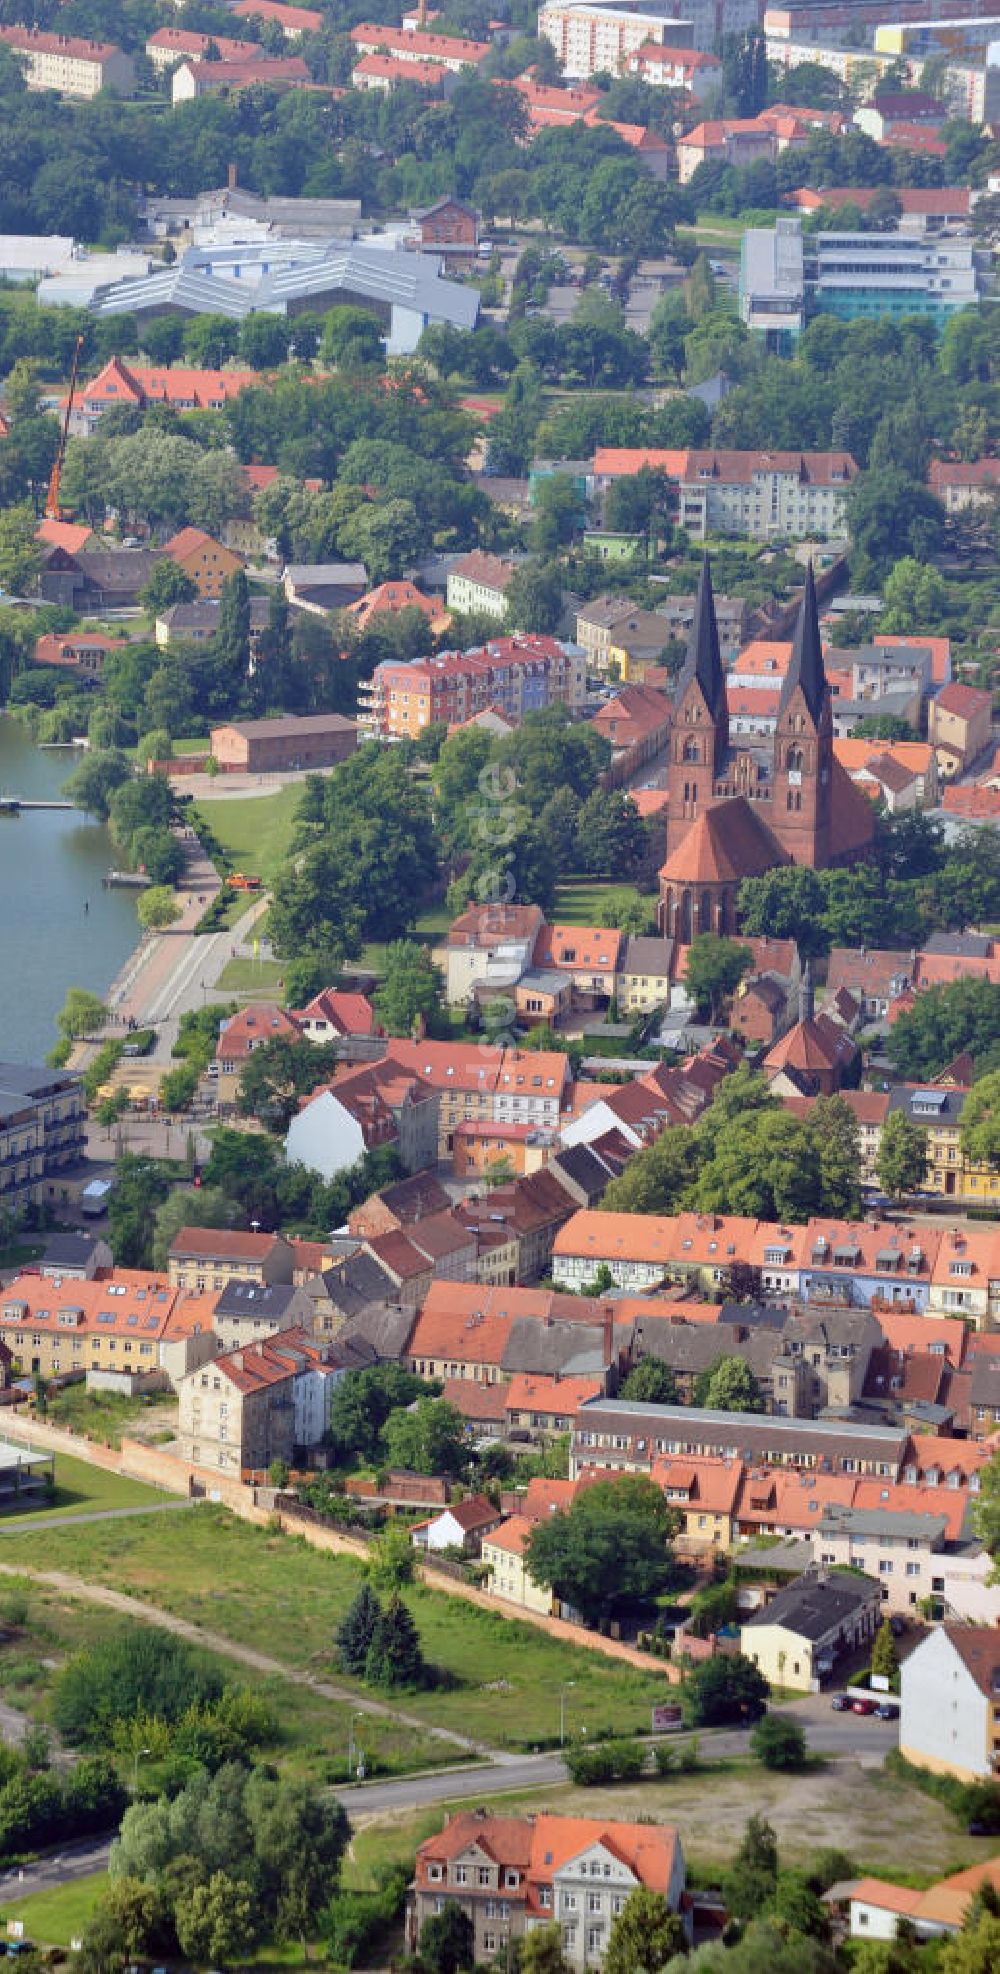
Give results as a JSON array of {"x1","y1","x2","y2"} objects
[
  {"x1": 336, "y1": 1583, "x2": 382, "y2": 1676},
  {"x1": 364, "y1": 1594, "x2": 424, "y2": 1689}
]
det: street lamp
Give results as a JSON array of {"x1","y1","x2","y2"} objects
[
  {"x1": 559, "y1": 1683, "x2": 576, "y2": 1748},
  {"x1": 348, "y1": 1712, "x2": 365, "y2": 1779}
]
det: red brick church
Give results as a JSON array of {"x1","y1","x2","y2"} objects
[{"x1": 658, "y1": 560, "x2": 874, "y2": 942}]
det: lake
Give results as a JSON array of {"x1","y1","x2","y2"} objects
[{"x1": 0, "y1": 716, "x2": 141, "y2": 1065}]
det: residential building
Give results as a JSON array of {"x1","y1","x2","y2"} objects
[
  {"x1": 928, "y1": 456, "x2": 1000, "y2": 513},
  {"x1": 815, "y1": 1504, "x2": 951, "y2": 1612},
  {"x1": 212, "y1": 1279, "x2": 318, "y2": 1349},
  {"x1": 411, "y1": 1495, "x2": 503, "y2": 1553},
  {"x1": 34, "y1": 631, "x2": 124, "y2": 678},
  {"x1": 446, "y1": 552, "x2": 517, "y2": 620},
  {"x1": 616, "y1": 936, "x2": 674, "y2": 1016},
  {"x1": 161, "y1": 526, "x2": 242, "y2": 599},
  {"x1": 177, "y1": 1326, "x2": 347, "y2": 1474},
  {"x1": 359, "y1": 637, "x2": 585, "y2": 741},
  {"x1": 411, "y1": 197, "x2": 480, "y2": 267},
  {"x1": 408, "y1": 1811, "x2": 687, "y2": 1967},
  {"x1": 167, "y1": 1229, "x2": 295, "y2": 1293},
  {"x1": 285, "y1": 1064, "x2": 441, "y2": 1180},
  {"x1": 0, "y1": 1269, "x2": 214, "y2": 1385},
  {"x1": 571, "y1": 1397, "x2": 909, "y2": 1480},
  {"x1": 146, "y1": 27, "x2": 258, "y2": 69},
  {"x1": 350, "y1": 21, "x2": 492, "y2": 71},
  {"x1": 231, "y1": 0, "x2": 323, "y2": 33},
  {"x1": 0, "y1": 1063, "x2": 85, "y2": 1219},
  {"x1": 849, "y1": 1858, "x2": 1000, "y2": 1944},
  {"x1": 741, "y1": 1569, "x2": 882, "y2": 1691},
  {"x1": 625, "y1": 39, "x2": 721, "y2": 92},
  {"x1": 39, "y1": 1231, "x2": 112, "y2": 1281},
  {"x1": 900, "y1": 1624, "x2": 1000, "y2": 1781},
  {"x1": 0, "y1": 26, "x2": 134, "y2": 95},
  {"x1": 65, "y1": 356, "x2": 256, "y2": 438},
  {"x1": 209, "y1": 713, "x2": 357, "y2": 774},
  {"x1": 283, "y1": 562, "x2": 368, "y2": 613},
  {"x1": 353, "y1": 53, "x2": 455, "y2": 92},
  {"x1": 346, "y1": 580, "x2": 450, "y2": 635},
  {"x1": 155, "y1": 595, "x2": 270, "y2": 652},
  {"x1": 928, "y1": 680, "x2": 994, "y2": 776},
  {"x1": 445, "y1": 904, "x2": 546, "y2": 1008},
  {"x1": 533, "y1": 925, "x2": 623, "y2": 1006},
  {"x1": 788, "y1": 185, "x2": 971, "y2": 234},
  {"x1": 170, "y1": 53, "x2": 312, "y2": 101},
  {"x1": 592, "y1": 449, "x2": 856, "y2": 544},
  {"x1": 481, "y1": 1516, "x2": 554, "y2": 1612}
]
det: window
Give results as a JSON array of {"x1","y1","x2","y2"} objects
[{"x1": 455, "y1": 1867, "x2": 468, "y2": 1886}]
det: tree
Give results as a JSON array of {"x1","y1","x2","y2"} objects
[
  {"x1": 887, "y1": 975, "x2": 1000, "y2": 1081},
  {"x1": 604, "y1": 1888, "x2": 687, "y2": 1974},
  {"x1": 237, "y1": 1036, "x2": 339, "y2": 1136},
  {"x1": 810, "y1": 1094, "x2": 862, "y2": 1220},
  {"x1": 107, "y1": 1156, "x2": 173, "y2": 1269},
  {"x1": 962, "y1": 1071, "x2": 1000, "y2": 1171},
  {"x1": 737, "y1": 865, "x2": 829, "y2": 956},
  {"x1": 374, "y1": 941, "x2": 443, "y2": 1038},
  {"x1": 364, "y1": 1595, "x2": 425, "y2": 1690},
  {"x1": 140, "y1": 560, "x2": 198, "y2": 615},
  {"x1": 847, "y1": 469, "x2": 945, "y2": 583},
  {"x1": 56, "y1": 987, "x2": 107, "y2": 1040},
  {"x1": 136, "y1": 885, "x2": 181, "y2": 931},
  {"x1": 175, "y1": 1870, "x2": 255, "y2": 1966},
  {"x1": 418, "y1": 1904, "x2": 475, "y2": 1974},
  {"x1": 685, "y1": 934, "x2": 753, "y2": 1019},
  {"x1": 382, "y1": 1397, "x2": 467, "y2": 1479},
  {"x1": 574, "y1": 788, "x2": 648, "y2": 880},
  {"x1": 505, "y1": 558, "x2": 564, "y2": 634},
  {"x1": 525, "y1": 1476, "x2": 676, "y2": 1627},
  {"x1": 877, "y1": 1110, "x2": 929, "y2": 1200},
  {"x1": 78, "y1": 1878, "x2": 172, "y2": 1974},
  {"x1": 64, "y1": 749, "x2": 132, "y2": 821},
  {"x1": 518, "y1": 1922, "x2": 572, "y2": 1974},
  {"x1": 336, "y1": 1584, "x2": 383, "y2": 1677},
  {"x1": 151, "y1": 1187, "x2": 246, "y2": 1272},
  {"x1": 601, "y1": 1125, "x2": 694, "y2": 1216},
  {"x1": 684, "y1": 1653, "x2": 769, "y2": 1727},
  {"x1": 0, "y1": 501, "x2": 43, "y2": 594},
  {"x1": 871, "y1": 1617, "x2": 899, "y2": 1684},
  {"x1": 693, "y1": 1355, "x2": 762, "y2": 1413},
  {"x1": 619, "y1": 1358, "x2": 679, "y2": 1405},
  {"x1": 751, "y1": 1715, "x2": 807, "y2": 1770},
  {"x1": 326, "y1": 1364, "x2": 435, "y2": 1464},
  {"x1": 940, "y1": 1910, "x2": 1000, "y2": 1974}
]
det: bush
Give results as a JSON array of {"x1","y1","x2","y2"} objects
[
  {"x1": 564, "y1": 1739, "x2": 645, "y2": 1786},
  {"x1": 53, "y1": 1629, "x2": 225, "y2": 1745},
  {"x1": 751, "y1": 1715, "x2": 808, "y2": 1771}
]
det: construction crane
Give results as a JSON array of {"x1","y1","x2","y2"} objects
[{"x1": 44, "y1": 332, "x2": 85, "y2": 522}]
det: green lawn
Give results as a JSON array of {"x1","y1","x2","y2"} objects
[
  {"x1": 190, "y1": 784, "x2": 303, "y2": 886},
  {"x1": 217, "y1": 955, "x2": 288, "y2": 993},
  {"x1": 1, "y1": 1505, "x2": 671, "y2": 1750},
  {"x1": 3, "y1": 1872, "x2": 104, "y2": 1947},
  {"x1": 172, "y1": 735, "x2": 210, "y2": 756},
  {"x1": 0, "y1": 1451, "x2": 168, "y2": 1525},
  {"x1": 553, "y1": 879, "x2": 646, "y2": 926}
]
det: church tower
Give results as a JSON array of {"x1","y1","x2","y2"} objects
[
  {"x1": 665, "y1": 557, "x2": 729, "y2": 857},
  {"x1": 771, "y1": 562, "x2": 833, "y2": 868}
]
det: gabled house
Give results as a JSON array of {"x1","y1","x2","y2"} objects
[
  {"x1": 410, "y1": 1494, "x2": 503, "y2": 1554},
  {"x1": 901, "y1": 1625, "x2": 1000, "y2": 1782}
]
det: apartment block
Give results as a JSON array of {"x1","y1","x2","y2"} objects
[
  {"x1": 0, "y1": 26, "x2": 135, "y2": 95},
  {"x1": 0, "y1": 1064, "x2": 85, "y2": 1220},
  {"x1": 360, "y1": 636, "x2": 585, "y2": 740}
]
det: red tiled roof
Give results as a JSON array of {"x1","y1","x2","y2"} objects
[
  {"x1": 935, "y1": 680, "x2": 992, "y2": 719},
  {"x1": 659, "y1": 797, "x2": 789, "y2": 886}
]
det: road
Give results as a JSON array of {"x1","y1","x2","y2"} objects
[
  {"x1": 333, "y1": 1699, "x2": 898, "y2": 1815},
  {"x1": 0, "y1": 1701, "x2": 899, "y2": 1900}
]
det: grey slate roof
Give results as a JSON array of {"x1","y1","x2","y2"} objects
[
  {"x1": 744, "y1": 1569, "x2": 881, "y2": 1640},
  {"x1": 40, "y1": 1232, "x2": 103, "y2": 1270},
  {"x1": 500, "y1": 1317, "x2": 607, "y2": 1378},
  {"x1": 94, "y1": 242, "x2": 479, "y2": 332}
]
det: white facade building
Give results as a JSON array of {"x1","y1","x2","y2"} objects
[{"x1": 900, "y1": 1624, "x2": 1000, "y2": 1781}]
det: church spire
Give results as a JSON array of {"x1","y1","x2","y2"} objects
[
  {"x1": 779, "y1": 561, "x2": 827, "y2": 724},
  {"x1": 679, "y1": 554, "x2": 725, "y2": 717}
]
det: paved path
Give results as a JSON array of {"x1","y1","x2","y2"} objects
[
  {"x1": 0, "y1": 1564, "x2": 481, "y2": 1756},
  {"x1": 0, "y1": 1501, "x2": 191, "y2": 1537},
  {"x1": 0, "y1": 1836, "x2": 112, "y2": 1905}
]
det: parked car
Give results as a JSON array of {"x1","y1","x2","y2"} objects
[
  {"x1": 874, "y1": 1702, "x2": 899, "y2": 1720},
  {"x1": 889, "y1": 1616, "x2": 906, "y2": 1637},
  {"x1": 852, "y1": 1698, "x2": 877, "y2": 1715},
  {"x1": 830, "y1": 1693, "x2": 850, "y2": 1711}
]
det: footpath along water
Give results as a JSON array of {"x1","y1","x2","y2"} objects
[{"x1": 0, "y1": 717, "x2": 138, "y2": 1063}]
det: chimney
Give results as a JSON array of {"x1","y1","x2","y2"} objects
[{"x1": 799, "y1": 958, "x2": 814, "y2": 1025}]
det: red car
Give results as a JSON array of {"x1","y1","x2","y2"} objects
[{"x1": 851, "y1": 1697, "x2": 877, "y2": 1715}]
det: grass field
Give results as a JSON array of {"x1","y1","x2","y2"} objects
[
  {"x1": 0, "y1": 1572, "x2": 445, "y2": 1787},
  {"x1": 0, "y1": 1451, "x2": 167, "y2": 1526},
  {"x1": 3, "y1": 1873, "x2": 104, "y2": 1947},
  {"x1": 191, "y1": 784, "x2": 303, "y2": 886},
  {"x1": 0, "y1": 1505, "x2": 670, "y2": 1750},
  {"x1": 553, "y1": 879, "x2": 648, "y2": 926}
]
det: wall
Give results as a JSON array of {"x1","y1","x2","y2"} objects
[{"x1": 900, "y1": 1627, "x2": 989, "y2": 1781}]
